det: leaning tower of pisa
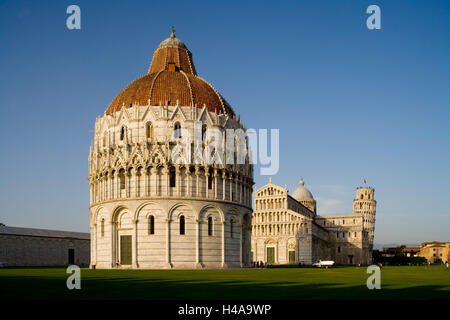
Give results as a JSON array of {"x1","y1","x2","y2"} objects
[{"x1": 353, "y1": 187, "x2": 377, "y2": 263}]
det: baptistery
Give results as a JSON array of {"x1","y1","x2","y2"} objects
[{"x1": 88, "y1": 29, "x2": 253, "y2": 269}]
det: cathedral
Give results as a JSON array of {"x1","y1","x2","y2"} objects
[
  {"x1": 88, "y1": 29, "x2": 253, "y2": 269},
  {"x1": 252, "y1": 179, "x2": 376, "y2": 265}
]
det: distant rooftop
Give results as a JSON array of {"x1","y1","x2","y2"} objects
[
  {"x1": 316, "y1": 213, "x2": 362, "y2": 218},
  {"x1": 422, "y1": 241, "x2": 449, "y2": 247},
  {"x1": 0, "y1": 226, "x2": 90, "y2": 240}
]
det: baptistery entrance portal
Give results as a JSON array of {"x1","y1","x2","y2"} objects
[{"x1": 120, "y1": 235, "x2": 132, "y2": 265}]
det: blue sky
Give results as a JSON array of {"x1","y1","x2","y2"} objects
[{"x1": 0, "y1": 0, "x2": 449, "y2": 244}]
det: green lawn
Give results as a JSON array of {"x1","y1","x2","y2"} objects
[{"x1": 0, "y1": 266, "x2": 449, "y2": 300}]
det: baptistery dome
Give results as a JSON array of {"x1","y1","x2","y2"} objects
[
  {"x1": 88, "y1": 30, "x2": 253, "y2": 270},
  {"x1": 105, "y1": 29, "x2": 234, "y2": 116}
]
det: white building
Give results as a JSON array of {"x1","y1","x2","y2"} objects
[
  {"x1": 252, "y1": 179, "x2": 376, "y2": 265},
  {"x1": 88, "y1": 30, "x2": 253, "y2": 269}
]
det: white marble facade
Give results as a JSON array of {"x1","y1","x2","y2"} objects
[
  {"x1": 89, "y1": 105, "x2": 253, "y2": 269},
  {"x1": 89, "y1": 31, "x2": 253, "y2": 269},
  {"x1": 252, "y1": 180, "x2": 376, "y2": 265}
]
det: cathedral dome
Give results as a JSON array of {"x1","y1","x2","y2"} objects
[
  {"x1": 105, "y1": 29, "x2": 234, "y2": 116},
  {"x1": 292, "y1": 180, "x2": 314, "y2": 201}
]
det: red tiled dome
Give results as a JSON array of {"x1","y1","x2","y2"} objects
[{"x1": 106, "y1": 30, "x2": 234, "y2": 116}]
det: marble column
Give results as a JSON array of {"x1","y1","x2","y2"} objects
[
  {"x1": 176, "y1": 165, "x2": 181, "y2": 197},
  {"x1": 221, "y1": 221, "x2": 226, "y2": 267},
  {"x1": 222, "y1": 171, "x2": 227, "y2": 200},
  {"x1": 125, "y1": 169, "x2": 130, "y2": 198},
  {"x1": 186, "y1": 168, "x2": 191, "y2": 197},
  {"x1": 103, "y1": 175, "x2": 107, "y2": 200},
  {"x1": 143, "y1": 168, "x2": 149, "y2": 196},
  {"x1": 111, "y1": 221, "x2": 116, "y2": 268},
  {"x1": 90, "y1": 223, "x2": 97, "y2": 268},
  {"x1": 196, "y1": 219, "x2": 202, "y2": 268},
  {"x1": 229, "y1": 174, "x2": 233, "y2": 202},
  {"x1": 195, "y1": 165, "x2": 200, "y2": 198},
  {"x1": 134, "y1": 168, "x2": 139, "y2": 197},
  {"x1": 151, "y1": 167, "x2": 157, "y2": 196},
  {"x1": 239, "y1": 222, "x2": 243, "y2": 267},
  {"x1": 132, "y1": 218, "x2": 138, "y2": 268},
  {"x1": 214, "y1": 168, "x2": 218, "y2": 199},
  {"x1": 117, "y1": 171, "x2": 122, "y2": 199},
  {"x1": 165, "y1": 218, "x2": 171, "y2": 268},
  {"x1": 164, "y1": 166, "x2": 169, "y2": 197},
  {"x1": 204, "y1": 167, "x2": 210, "y2": 198},
  {"x1": 112, "y1": 171, "x2": 118, "y2": 199}
]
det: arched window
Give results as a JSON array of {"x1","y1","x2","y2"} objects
[
  {"x1": 208, "y1": 174, "x2": 212, "y2": 190},
  {"x1": 230, "y1": 219, "x2": 234, "y2": 238},
  {"x1": 148, "y1": 215, "x2": 155, "y2": 235},
  {"x1": 110, "y1": 170, "x2": 115, "y2": 198},
  {"x1": 208, "y1": 217, "x2": 213, "y2": 236},
  {"x1": 202, "y1": 124, "x2": 207, "y2": 141},
  {"x1": 173, "y1": 122, "x2": 181, "y2": 139},
  {"x1": 179, "y1": 215, "x2": 185, "y2": 235},
  {"x1": 169, "y1": 168, "x2": 176, "y2": 188},
  {"x1": 119, "y1": 169, "x2": 125, "y2": 190},
  {"x1": 146, "y1": 122, "x2": 154, "y2": 139},
  {"x1": 101, "y1": 219, "x2": 105, "y2": 237},
  {"x1": 120, "y1": 126, "x2": 126, "y2": 141}
]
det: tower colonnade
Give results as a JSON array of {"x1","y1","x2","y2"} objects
[{"x1": 90, "y1": 163, "x2": 252, "y2": 209}]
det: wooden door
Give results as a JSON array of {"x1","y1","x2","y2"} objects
[
  {"x1": 68, "y1": 248, "x2": 75, "y2": 264},
  {"x1": 120, "y1": 235, "x2": 132, "y2": 265},
  {"x1": 289, "y1": 250, "x2": 295, "y2": 264},
  {"x1": 267, "y1": 247, "x2": 275, "y2": 264}
]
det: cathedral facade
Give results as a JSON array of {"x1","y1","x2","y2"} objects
[
  {"x1": 88, "y1": 30, "x2": 253, "y2": 269},
  {"x1": 252, "y1": 179, "x2": 376, "y2": 265}
]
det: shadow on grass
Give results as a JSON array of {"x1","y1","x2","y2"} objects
[{"x1": 0, "y1": 272, "x2": 449, "y2": 300}]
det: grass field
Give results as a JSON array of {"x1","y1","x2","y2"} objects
[{"x1": 0, "y1": 266, "x2": 449, "y2": 300}]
